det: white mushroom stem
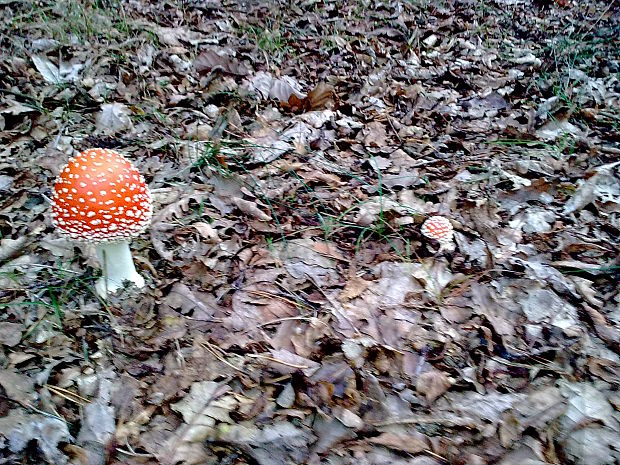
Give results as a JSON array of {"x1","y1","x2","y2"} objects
[
  {"x1": 437, "y1": 240, "x2": 456, "y2": 253},
  {"x1": 94, "y1": 241, "x2": 145, "y2": 297}
]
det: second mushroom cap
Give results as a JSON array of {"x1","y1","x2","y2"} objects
[{"x1": 421, "y1": 216, "x2": 454, "y2": 244}]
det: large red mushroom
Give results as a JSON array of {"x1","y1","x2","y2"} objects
[{"x1": 51, "y1": 148, "x2": 152, "y2": 297}]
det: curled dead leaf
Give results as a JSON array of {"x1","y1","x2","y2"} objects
[
  {"x1": 270, "y1": 78, "x2": 302, "y2": 102},
  {"x1": 231, "y1": 197, "x2": 271, "y2": 221},
  {"x1": 192, "y1": 222, "x2": 220, "y2": 243},
  {"x1": 283, "y1": 82, "x2": 335, "y2": 113}
]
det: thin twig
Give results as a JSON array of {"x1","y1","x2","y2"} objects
[
  {"x1": 371, "y1": 415, "x2": 479, "y2": 429},
  {"x1": 45, "y1": 384, "x2": 90, "y2": 405},
  {"x1": 201, "y1": 341, "x2": 248, "y2": 374},
  {"x1": 245, "y1": 289, "x2": 310, "y2": 309},
  {"x1": 117, "y1": 446, "x2": 154, "y2": 458},
  {"x1": 247, "y1": 353, "x2": 309, "y2": 369},
  {"x1": 256, "y1": 315, "x2": 330, "y2": 329}
]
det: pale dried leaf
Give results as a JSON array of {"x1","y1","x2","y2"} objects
[
  {"x1": 31, "y1": 55, "x2": 61, "y2": 84},
  {"x1": 277, "y1": 238, "x2": 339, "y2": 287},
  {"x1": 31, "y1": 55, "x2": 82, "y2": 83},
  {"x1": 0, "y1": 236, "x2": 29, "y2": 262},
  {"x1": 563, "y1": 426, "x2": 620, "y2": 465},
  {"x1": 213, "y1": 421, "x2": 314, "y2": 465},
  {"x1": 313, "y1": 415, "x2": 356, "y2": 454},
  {"x1": 96, "y1": 102, "x2": 133, "y2": 134},
  {"x1": 77, "y1": 371, "x2": 117, "y2": 445},
  {"x1": 152, "y1": 25, "x2": 203, "y2": 46},
  {"x1": 0, "y1": 99, "x2": 38, "y2": 115},
  {"x1": 499, "y1": 387, "x2": 566, "y2": 447},
  {"x1": 270, "y1": 78, "x2": 303, "y2": 102},
  {"x1": 0, "y1": 369, "x2": 35, "y2": 403}
]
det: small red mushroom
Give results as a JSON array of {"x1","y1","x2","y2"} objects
[
  {"x1": 421, "y1": 216, "x2": 455, "y2": 251},
  {"x1": 51, "y1": 148, "x2": 152, "y2": 297}
]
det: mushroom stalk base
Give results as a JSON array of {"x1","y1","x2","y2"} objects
[{"x1": 95, "y1": 241, "x2": 144, "y2": 297}]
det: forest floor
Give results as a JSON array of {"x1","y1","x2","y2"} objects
[{"x1": 0, "y1": 0, "x2": 619, "y2": 464}]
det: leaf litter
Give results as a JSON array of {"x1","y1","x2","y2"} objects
[{"x1": 0, "y1": 0, "x2": 619, "y2": 464}]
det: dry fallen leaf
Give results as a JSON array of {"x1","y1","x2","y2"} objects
[
  {"x1": 499, "y1": 387, "x2": 566, "y2": 448},
  {"x1": 155, "y1": 382, "x2": 237, "y2": 465},
  {"x1": 368, "y1": 432, "x2": 429, "y2": 454},
  {"x1": 270, "y1": 78, "x2": 302, "y2": 102},
  {"x1": 416, "y1": 369, "x2": 452, "y2": 403},
  {"x1": 583, "y1": 304, "x2": 620, "y2": 352},
  {"x1": 277, "y1": 238, "x2": 339, "y2": 287},
  {"x1": 171, "y1": 381, "x2": 236, "y2": 429},
  {"x1": 192, "y1": 221, "x2": 220, "y2": 243},
  {"x1": 31, "y1": 55, "x2": 62, "y2": 83},
  {"x1": 0, "y1": 322, "x2": 23, "y2": 347},
  {"x1": 266, "y1": 348, "x2": 321, "y2": 377},
  {"x1": 194, "y1": 50, "x2": 248, "y2": 76},
  {"x1": 338, "y1": 276, "x2": 370, "y2": 302},
  {"x1": 364, "y1": 121, "x2": 388, "y2": 147},
  {"x1": 31, "y1": 55, "x2": 83, "y2": 84},
  {"x1": 211, "y1": 421, "x2": 315, "y2": 465}
]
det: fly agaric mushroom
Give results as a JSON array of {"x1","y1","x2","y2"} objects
[
  {"x1": 51, "y1": 148, "x2": 152, "y2": 297},
  {"x1": 421, "y1": 216, "x2": 455, "y2": 252}
]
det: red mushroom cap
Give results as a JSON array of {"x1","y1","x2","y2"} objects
[
  {"x1": 421, "y1": 216, "x2": 454, "y2": 243},
  {"x1": 51, "y1": 148, "x2": 152, "y2": 241}
]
